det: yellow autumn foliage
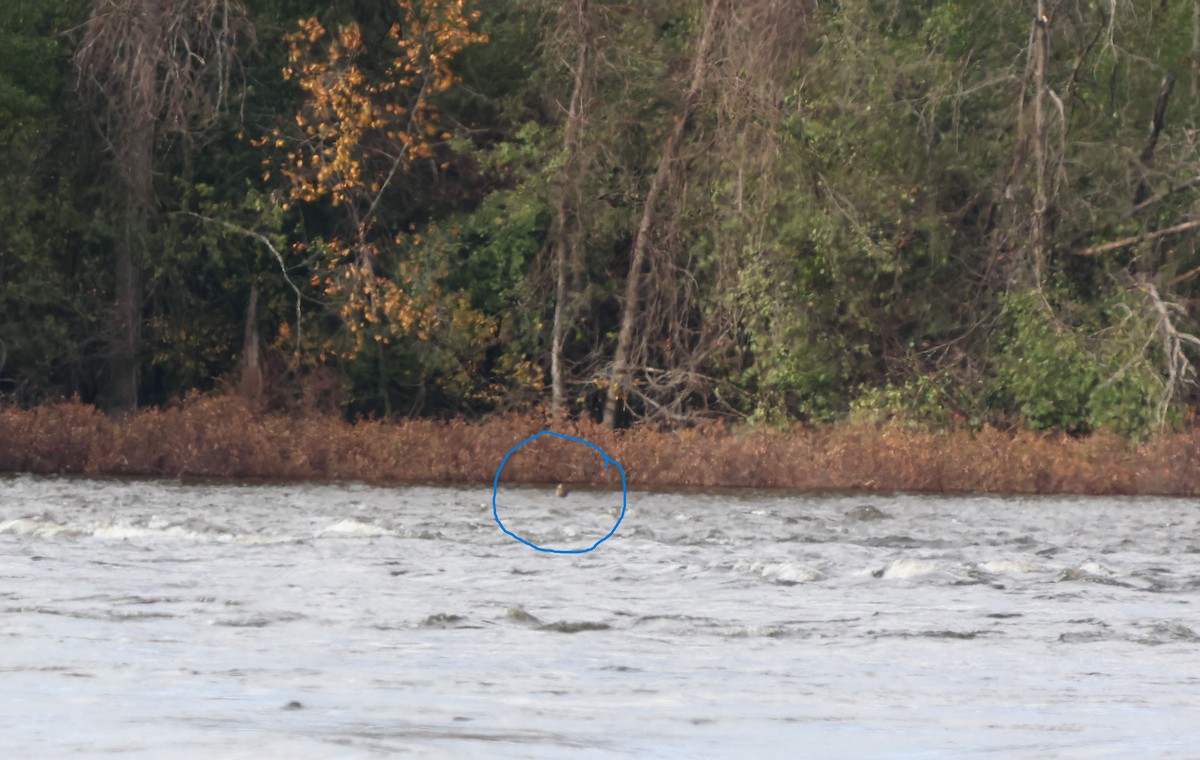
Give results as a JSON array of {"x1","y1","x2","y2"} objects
[{"x1": 263, "y1": 0, "x2": 487, "y2": 358}]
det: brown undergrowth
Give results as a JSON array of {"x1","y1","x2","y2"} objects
[{"x1": 2, "y1": 397, "x2": 1200, "y2": 495}]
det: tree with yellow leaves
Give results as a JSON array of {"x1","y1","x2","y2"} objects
[{"x1": 266, "y1": 1, "x2": 486, "y2": 358}]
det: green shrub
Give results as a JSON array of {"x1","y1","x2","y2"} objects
[{"x1": 991, "y1": 291, "x2": 1166, "y2": 436}]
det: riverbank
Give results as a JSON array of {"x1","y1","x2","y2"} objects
[{"x1": 2, "y1": 397, "x2": 1198, "y2": 495}]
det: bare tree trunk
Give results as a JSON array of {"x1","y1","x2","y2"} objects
[
  {"x1": 102, "y1": 2, "x2": 162, "y2": 413},
  {"x1": 603, "y1": 0, "x2": 724, "y2": 428},
  {"x1": 1194, "y1": 0, "x2": 1199, "y2": 99},
  {"x1": 1134, "y1": 72, "x2": 1175, "y2": 207},
  {"x1": 76, "y1": 0, "x2": 246, "y2": 412},
  {"x1": 549, "y1": 0, "x2": 592, "y2": 420},
  {"x1": 1030, "y1": 1, "x2": 1050, "y2": 285},
  {"x1": 110, "y1": 207, "x2": 144, "y2": 412},
  {"x1": 238, "y1": 284, "x2": 263, "y2": 409},
  {"x1": 549, "y1": 237, "x2": 571, "y2": 417}
]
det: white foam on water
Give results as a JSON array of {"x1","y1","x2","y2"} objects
[
  {"x1": 979, "y1": 558, "x2": 1047, "y2": 575},
  {"x1": 2, "y1": 515, "x2": 301, "y2": 545},
  {"x1": 734, "y1": 559, "x2": 825, "y2": 583},
  {"x1": 232, "y1": 533, "x2": 296, "y2": 545},
  {"x1": 317, "y1": 518, "x2": 395, "y2": 537},
  {"x1": 1079, "y1": 560, "x2": 1116, "y2": 576},
  {"x1": 0, "y1": 517, "x2": 75, "y2": 538},
  {"x1": 91, "y1": 523, "x2": 210, "y2": 541},
  {"x1": 880, "y1": 557, "x2": 945, "y2": 579}
]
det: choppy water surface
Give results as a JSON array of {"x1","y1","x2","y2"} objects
[{"x1": 2, "y1": 475, "x2": 1200, "y2": 758}]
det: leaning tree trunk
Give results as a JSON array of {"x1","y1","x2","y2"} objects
[
  {"x1": 549, "y1": 0, "x2": 592, "y2": 419},
  {"x1": 602, "y1": 0, "x2": 724, "y2": 428}
]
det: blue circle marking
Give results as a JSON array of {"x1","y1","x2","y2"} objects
[{"x1": 492, "y1": 431, "x2": 628, "y2": 554}]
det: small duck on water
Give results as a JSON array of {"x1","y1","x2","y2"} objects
[{"x1": 555, "y1": 483, "x2": 569, "y2": 498}]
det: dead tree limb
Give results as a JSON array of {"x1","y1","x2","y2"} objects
[
  {"x1": 1072, "y1": 220, "x2": 1200, "y2": 256},
  {"x1": 1134, "y1": 72, "x2": 1175, "y2": 205},
  {"x1": 181, "y1": 212, "x2": 305, "y2": 361},
  {"x1": 603, "y1": 0, "x2": 724, "y2": 428},
  {"x1": 549, "y1": 0, "x2": 592, "y2": 420},
  {"x1": 1136, "y1": 277, "x2": 1200, "y2": 428},
  {"x1": 1131, "y1": 174, "x2": 1200, "y2": 216}
]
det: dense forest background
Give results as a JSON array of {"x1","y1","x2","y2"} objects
[{"x1": 4, "y1": 0, "x2": 1200, "y2": 435}]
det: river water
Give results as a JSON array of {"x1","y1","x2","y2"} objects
[{"x1": 2, "y1": 474, "x2": 1199, "y2": 758}]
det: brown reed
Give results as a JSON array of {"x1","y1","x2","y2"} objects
[{"x1": 1, "y1": 396, "x2": 1199, "y2": 495}]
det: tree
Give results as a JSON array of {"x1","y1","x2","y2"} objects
[
  {"x1": 603, "y1": 0, "x2": 809, "y2": 426},
  {"x1": 602, "y1": 0, "x2": 724, "y2": 427},
  {"x1": 269, "y1": 1, "x2": 486, "y2": 358},
  {"x1": 546, "y1": 0, "x2": 593, "y2": 419},
  {"x1": 75, "y1": 0, "x2": 250, "y2": 411}
]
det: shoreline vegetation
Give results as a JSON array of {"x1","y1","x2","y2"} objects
[
  {"x1": 3, "y1": 397, "x2": 1199, "y2": 497},
  {"x1": 9, "y1": 4, "x2": 1200, "y2": 444}
]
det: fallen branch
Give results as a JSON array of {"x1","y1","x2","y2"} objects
[
  {"x1": 1072, "y1": 219, "x2": 1200, "y2": 256},
  {"x1": 1131, "y1": 174, "x2": 1200, "y2": 216},
  {"x1": 1170, "y1": 263, "x2": 1200, "y2": 286}
]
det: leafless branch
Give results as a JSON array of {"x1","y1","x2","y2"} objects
[
  {"x1": 181, "y1": 212, "x2": 305, "y2": 360},
  {"x1": 1073, "y1": 219, "x2": 1200, "y2": 256},
  {"x1": 1135, "y1": 277, "x2": 1200, "y2": 429}
]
